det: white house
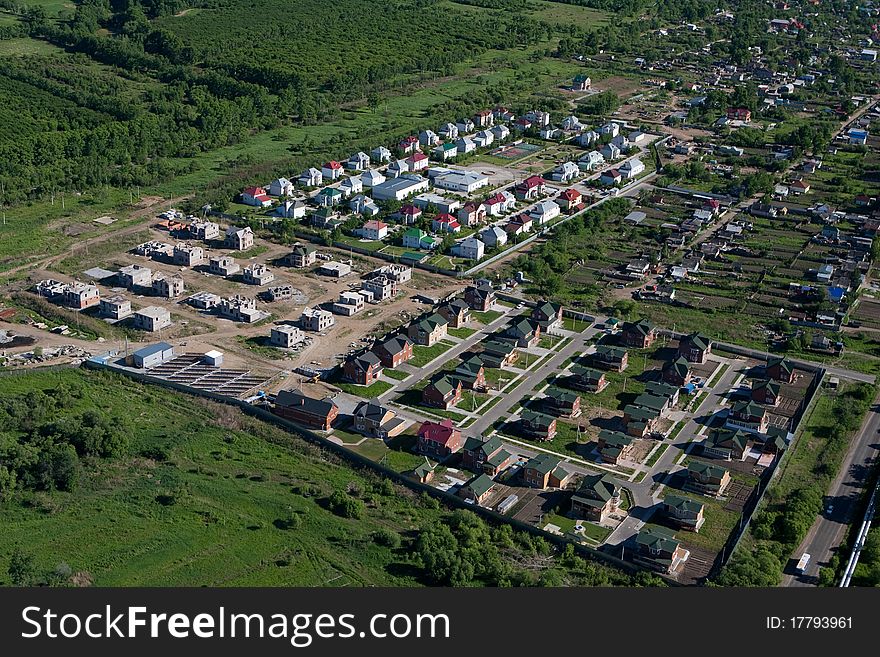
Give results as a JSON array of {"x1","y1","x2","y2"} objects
[
  {"x1": 456, "y1": 136, "x2": 476, "y2": 154},
  {"x1": 371, "y1": 146, "x2": 392, "y2": 163},
  {"x1": 456, "y1": 118, "x2": 475, "y2": 134},
  {"x1": 347, "y1": 151, "x2": 371, "y2": 171},
  {"x1": 561, "y1": 115, "x2": 583, "y2": 131},
  {"x1": 439, "y1": 122, "x2": 459, "y2": 139},
  {"x1": 490, "y1": 124, "x2": 510, "y2": 141},
  {"x1": 434, "y1": 142, "x2": 458, "y2": 161},
  {"x1": 579, "y1": 150, "x2": 605, "y2": 171},
  {"x1": 322, "y1": 161, "x2": 344, "y2": 181},
  {"x1": 551, "y1": 161, "x2": 579, "y2": 183},
  {"x1": 434, "y1": 171, "x2": 490, "y2": 193},
  {"x1": 480, "y1": 226, "x2": 508, "y2": 248},
  {"x1": 407, "y1": 152, "x2": 429, "y2": 171},
  {"x1": 359, "y1": 220, "x2": 389, "y2": 241},
  {"x1": 371, "y1": 175, "x2": 430, "y2": 202},
  {"x1": 620, "y1": 158, "x2": 645, "y2": 180},
  {"x1": 241, "y1": 186, "x2": 272, "y2": 207},
  {"x1": 599, "y1": 122, "x2": 620, "y2": 138},
  {"x1": 387, "y1": 159, "x2": 410, "y2": 178},
  {"x1": 299, "y1": 167, "x2": 322, "y2": 187},
  {"x1": 525, "y1": 110, "x2": 551, "y2": 127},
  {"x1": 473, "y1": 130, "x2": 494, "y2": 148},
  {"x1": 528, "y1": 200, "x2": 561, "y2": 224},
  {"x1": 276, "y1": 199, "x2": 307, "y2": 219},
  {"x1": 419, "y1": 129, "x2": 440, "y2": 147},
  {"x1": 268, "y1": 177, "x2": 294, "y2": 197},
  {"x1": 350, "y1": 194, "x2": 380, "y2": 216},
  {"x1": 577, "y1": 130, "x2": 600, "y2": 147},
  {"x1": 339, "y1": 176, "x2": 363, "y2": 197},
  {"x1": 361, "y1": 169, "x2": 386, "y2": 187},
  {"x1": 600, "y1": 143, "x2": 621, "y2": 161},
  {"x1": 453, "y1": 237, "x2": 485, "y2": 261}
]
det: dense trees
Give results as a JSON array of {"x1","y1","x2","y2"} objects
[{"x1": 0, "y1": 386, "x2": 129, "y2": 496}]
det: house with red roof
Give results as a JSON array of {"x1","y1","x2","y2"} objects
[
  {"x1": 241, "y1": 186, "x2": 272, "y2": 207},
  {"x1": 396, "y1": 204, "x2": 422, "y2": 225},
  {"x1": 599, "y1": 169, "x2": 622, "y2": 186},
  {"x1": 321, "y1": 161, "x2": 344, "y2": 181},
  {"x1": 407, "y1": 151, "x2": 429, "y2": 171},
  {"x1": 514, "y1": 117, "x2": 533, "y2": 132},
  {"x1": 458, "y1": 202, "x2": 487, "y2": 227},
  {"x1": 398, "y1": 135, "x2": 420, "y2": 154},
  {"x1": 506, "y1": 214, "x2": 533, "y2": 236},
  {"x1": 359, "y1": 220, "x2": 389, "y2": 241},
  {"x1": 474, "y1": 109, "x2": 494, "y2": 127},
  {"x1": 514, "y1": 175, "x2": 546, "y2": 201},
  {"x1": 484, "y1": 192, "x2": 512, "y2": 216},
  {"x1": 558, "y1": 188, "x2": 583, "y2": 211},
  {"x1": 726, "y1": 107, "x2": 752, "y2": 122},
  {"x1": 432, "y1": 213, "x2": 461, "y2": 233},
  {"x1": 417, "y1": 419, "x2": 463, "y2": 458}
]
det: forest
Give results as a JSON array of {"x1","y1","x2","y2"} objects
[{"x1": 0, "y1": 0, "x2": 557, "y2": 204}]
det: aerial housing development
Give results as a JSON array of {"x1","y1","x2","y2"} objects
[{"x1": 1, "y1": 0, "x2": 880, "y2": 594}]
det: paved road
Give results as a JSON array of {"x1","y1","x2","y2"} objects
[{"x1": 784, "y1": 390, "x2": 880, "y2": 586}]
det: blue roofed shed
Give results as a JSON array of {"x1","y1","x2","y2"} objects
[{"x1": 132, "y1": 342, "x2": 174, "y2": 369}]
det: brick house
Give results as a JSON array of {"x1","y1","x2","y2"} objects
[
  {"x1": 531, "y1": 301, "x2": 563, "y2": 331},
  {"x1": 407, "y1": 313, "x2": 449, "y2": 346},
  {"x1": 593, "y1": 345, "x2": 628, "y2": 371},
  {"x1": 273, "y1": 390, "x2": 339, "y2": 430},
  {"x1": 542, "y1": 387, "x2": 581, "y2": 418},
  {"x1": 504, "y1": 317, "x2": 541, "y2": 347},
  {"x1": 568, "y1": 365, "x2": 608, "y2": 393},
  {"x1": 458, "y1": 474, "x2": 496, "y2": 506},
  {"x1": 520, "y1": 409, "x2": 557, "y2": 441},
  {"x1": 342, "y1": 352, "x2": 383, "y2": 385},
  {"x1": 571, "y1": 473, "x2": 621, "y2": 522},
  {"x1": 751, "y1": 379, "x2": 780, "y2": 406},
  {"x1": 702, "y1": 428, "x2": 751, "y2": 461},
  {"x1": 461, "y1": 436, "x2": 515, "y2": 476},
  {"x1": 662, "y1": 357, "x2": 692, "y2": 387},
  {"x1": 684, "y1": 461, "x2": 731, "y2": 497},
  {"x1": 521, "y1": 453, "x2": 571, "y2": 489},
  {"x1": 632, "y1": 526, "x2": 688, "y2": 574},
  {"x1": 479, "y1": 339, "x2": 519, "y2": 369},
  {"x1": 726, "y1": 400, "x2": 770, "y2": 434},
  {"x1": 464, "y1": 282, "x2": 495, "y2": 311},
  {"x1": 766, "y1": 356, "x2": 796, "y2": 383},
  {"x1": 596, "y1": 429, "x2": 635, "y2": 464},
  {"x1": 453, "y1": 355, "x2": 487, "y2": 391},
  {"x1": 677, "y1": 332, "x2": 712, "y2": 363},
  {"x1": 422, "y1": 375, "x2": 463, "y2": 410},
  {"x1": 621, "y1": 319, "x2": 657, "y2": 348},
  {"x1": 437, "y1": 298, "x2": 471, "y2": 328},
  {"x1": 417, "y1": 419, "x2": 463, "y2": 457},
  {"x1": 662, "y1": 495, "x2": 705, "y2": 532},
  {"x1": 373, "y1": 335, "x2": 414, "y2": 369},
  {"x1": 352, "y1": 400, "x2": 407, "y2": 438}
]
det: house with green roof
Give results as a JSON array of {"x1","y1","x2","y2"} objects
[
  {"x1": 662, "y1": 357, "x2": 692, "y2": 387},
  {"x1": 684, "y1": 461, "x2": 731, "y2": 497},
  {"x1": 531, "y1": 300, "x2": 563, "y2": 330},
  {"x1": 621, "y1": 318, "x2": 656, "y2": 348},
  {"x1": 408, "y1": 457, "x2": 436, "y2": 484},
  {"x1": 542, "y1": 387, "x2": 582, "y2": 418},
  {"x1": 402, "y1": 228, "x2": 439, "y2": 251},
  {"x1": 461, "y1": 435, "x2": 514, "y2": 475},
  {"x1": 702, "y1": 428, "x2": 752, "y2": 461},
  {"x1": 458, "y1": 473, "x2": 497, "y2": 506},
  {"x1": 569, "y1": 365, "x2": 608, "y2": 393},
  {"x1": 480, "y1": 339, "x2": 519, "y2": 368},
  {"x1": 644, "y1": 380, "x2": 680, "y2": 406},
  {"x1": 571, "y1": 473, "x2": 622, "y2": 522},
  {"x1": 751, "y1": 379, "x2": 780, "y2": 406},
  {"x1": 503, "y1": 317, "x2": 541, "y2": 347},
  {"x1": 766, "y1": 355, "x2": 795, "y2": 383},
  {"x1": 623, "y1": 404, "x2": 661, "y2": 437},
  {"x1": 521, "y1": 453, "x2": 571, "y2": 489},
  {"x1": 452, "y1": 355, "x2": 487, "y2": 391},
  {"x1": 593, "y1": 344, "x2": 629, "y2": 371},
  {"x1": 520, "y1": 409, "x2": 557, "y2": 441},
  {"x1": 632, "y1": 526, "x2": 688, "y2": 574},
  {"x1": 407, "y1": 312, "x2": 448, "y2": 346},
  {"x1": 662, "y1": 494, "x2": 705, "y2": 532},
  {"x1": 677, "y1": 332, "x2": 712, "y2": 363},
  {"x1": 632, "y1": 392, "x2": 672, "y2": 413},
  {"x1": 725, "y1": 400, "x2": 769, "y2": 434},
  {"x1": 422, "y1": 374, "x2": 463, "y2": 410},
  {"x1": 596, "y1": 429, "x2": 634, "y2": 465}
]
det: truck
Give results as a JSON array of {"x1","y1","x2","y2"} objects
[{"x1": 796, "y1": 553, "x2": 811, "y2": 573}]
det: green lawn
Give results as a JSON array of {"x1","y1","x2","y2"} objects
[
  {"x1": 383, "y1": 368, "x2": 411, "y2": 381},
  {"x1": 447, "y1": 327, "x2": 477, "y2": 339},
  {"x1": 472, "y1": 310, "x2": 503, "y2": 325},
  {"x1": 334, "y1": 380, "x2": 393, "y2": 397},
  {"x1": 409, "y1": 340, "x2": 457, "y2": 367}
]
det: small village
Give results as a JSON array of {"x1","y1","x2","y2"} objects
[{"x1": 2, "y1": 0, "x2": 880, "y2": 589}]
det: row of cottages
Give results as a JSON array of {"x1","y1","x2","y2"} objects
[
  {"x1": 593, "y1": 344, "x2": 629, "y2": 372},
  {"x1": 519, "y1": 409, "x2": 557, "y2": 442},
  {"x1": 407, "y1": 312, "x2": 448, "y2": 346},
  {"x1": 682, "y1": 461, "x2": 731, "y2": 498},
  {"x1": 542, "y1": 387, "x2": 581, "y2": 418},
  {"x1": 567, "y1": 365, "x2": 609, "y2": 393},
  {"x1": 677, "y1": 332, "x2": 713, "y2": 363},
  {"x1": 342, "y1": 351, "x2": 383, "y2": 385},
  {"x1": 422, "y1": 374, "x2": 462, "y2": 410},
  {"x1": 596, "y1": 429, "x2": 635, "y2": 465},
  {"x1": 622, "y1": 382, "x2": 680, "y2": 437},
  {"x1": 620, "y1": 318, "x2": 657, "y2": 348},
  {"x1": 766, "y1": 355, "x2": 796, "y2": 383}
]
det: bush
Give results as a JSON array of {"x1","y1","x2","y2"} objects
[
  {"x1": 372, "y1": 529, "x2": 401, "y2": 548},
  {"x1": 328, "y1": 490, "x2": 364, "y2": 519}
]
